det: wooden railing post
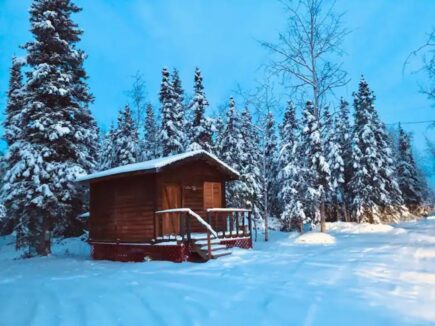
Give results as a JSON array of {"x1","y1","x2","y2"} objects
[
  {"x1": 207, "y1": 230, "x2": 212, "y2": 260},
  {"x1": 207, "y1": 211, "x2": 211, "y2": 229},
  {"x1": 248, "y1": 211, "x2": 253, "y2": 243},
  {"x1": 154, "y1": 213, "x2": 158, "y2": 239},
  {"x1": 223, "y1": 213, "x2": 226, "y2": 238},
  {"x1": 235, "y1": 211, "x2": 239, "y2": 237},
  {"x1": 186, "y1": 213, "x2": 191, "y2": 242},
  {"x1": 242, "y1": 211, "x2": 246, "y2": 236},
  {"x1": 180, "y1": 212, "x2": 185, "y2": 242}
]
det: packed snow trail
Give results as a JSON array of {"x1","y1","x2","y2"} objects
[{"x1": 0, "y1": 219, "x2": 434, "y2": 325}]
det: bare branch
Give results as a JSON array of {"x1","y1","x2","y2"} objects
[{"x1": 261, "y1": 0, "x2": 350, "y2": 113}]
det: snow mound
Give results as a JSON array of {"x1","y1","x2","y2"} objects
[
  {"x1": 427, "y1": 216, "x2": 435, "y2": 220},
  {"x1": 52, "y1": 237, "x2": 91, "y2": 257},
  {"x1": 294, "y1": 232, "x2": 336, "y2": 245},
  {"x1": 326, "y1": 222, "x2": 405, "y2": 234}
]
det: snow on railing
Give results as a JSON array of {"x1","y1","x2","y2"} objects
[
  {"x1": 155, "y1": 208, "x2": 218, "y2": 238},
  {"x1": 207, "y1": 208, "x2": 251, "y2": 213}
]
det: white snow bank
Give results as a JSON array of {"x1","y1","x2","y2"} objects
[
  {"x1": 51, "y1": 236, "x2": 91, "y2": 257},
  {"x1": 326, "y1": 222, "x2": 406, "y2": 234},
  {"x1": 427, "y1": 216, "x2": 435, "y2": 220},
  {"x1": 294, "y1": 232, "x2": 336, "y2": 245}
]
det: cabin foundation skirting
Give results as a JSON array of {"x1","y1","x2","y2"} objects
[
  {"x1": 220, "y1": 237, "x2": 252, "y2": 249},
  {"x1": 91, "y1": 242, "x2": 188, "y2": 263},
  {"x1": 90, "y1": 237, "x2": 252, "y2": 263}
]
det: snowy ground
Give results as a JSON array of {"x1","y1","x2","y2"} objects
[{"x1": 1, "y1": 218, "x2": 435, "y2": 326}]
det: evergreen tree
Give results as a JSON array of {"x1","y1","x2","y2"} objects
[
  {"x1": 239, "y1": 108, "x2": 263, "y2": 219},
  {"x1": 4, "y1": 56, "x2": 25, "y2": 147},
  {"x1": 3, "y1": 0, "x2": 98, "y2": 255},
  {"x1": 371, "y1": 110, "x2": 405, "y2": 220},
  {"x1": 263, "y1": 111, "x2": 279, "y2": 218},
  {"x1": 335, "y1": 98, "x2": 352, "y2": 220},
  {"x1": 325, "y1": 111, "x2": 345, "y2": 221},
  {"x1": 112, "y1": 105, "x2": 139, "y2": 167},
  {"x1": 98, "y1": 123, "x2": 115, "y2": 170},
  {"x1": 397, "y1": 125, "x2": 425, "y2": 211},
  {"x1": 301, "y1": 101, "x2": 330, "y2": 231},
  {"x1": 142, "y1": 103, "x2": 158, "y2": 160},
  {"x1": 350, "y1": 78, "x2": 386, "y2": 223},
  {"x1": 1, "y1": 57, "x2": 25, "y2": 235},
  {"x1": 213, "y1": 115, "x2": 225, "y2": 154},
  {"x1": 278, "y1": 102, "x2": 307, "y2": 231},
  {"x1": 159, "y1": 68, "x2": 185, "y2": 156},
  {"x1": 188, "y1": 68, "x2": 213, "y2": 152},
  {"x1": 217, "y1": 98, "x2": 245, "y2": 207}
]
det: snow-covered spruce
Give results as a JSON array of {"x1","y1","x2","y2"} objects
[
  {"x1": 141, "y1": 103, "x2": 159, "y2": 161},
  {"x1": 239, "y1": 108, "x2": 263, "y2": 220},
  {"x1": 187, "y1": 68, "x2": 214, "y2": 152},
  {"x1": 323, "y1": 106, "x2": 346, "y2": 222},
  {"x1": 278, "y1": 101, "x2": 307, "y2": 231},
  {"x1": 112, "y1": 105, "x2": 139, "y2": 167},
  {"x1": 217, "y1": 98, "x2": 245, "y2": 208},
  {"x1": 350, "y1": 78, "x2": 405, "y2": 223},
  {"x1": 2, "y1": 0, "x2": 99, "y2": 256},
  {"x1": 159, "y1": 68, "x2": 186, "y2": 156},
  {"x1": 397, "y1": 125, "x2": 426, "y2": 212},
  {"x1": 301, "y1": 101, "x2": 330, "y2": 230},
  {"x1": 1, "y1": 57, "x2": 26, "y2": 235},
  {"x1": 98, "y1": 123, "x2": 116, "y2": 171},
  {"x1": 263, "y1": 111, "x2": 280, "y2": 220},
  {"x1": 335, "y1": 98, "x2": 353, "y2": 220}
]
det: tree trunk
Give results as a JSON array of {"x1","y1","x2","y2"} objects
[
  {"x1": 320, "y1": 203, "x2": 326, "y2": 232},
  {"x1": 342, "y1": 203, "x2": 350, "y2": 222},
  {"x1": 36, "y1": 215, "x2": 51, "y2": 256}
]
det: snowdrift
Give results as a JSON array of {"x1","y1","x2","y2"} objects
[
  {"x1": 294, "y1": 232, "x2": 336, "y2": 245},
  {"x1": 326, "y1": 222, "x2": 406, "y2": 234}
]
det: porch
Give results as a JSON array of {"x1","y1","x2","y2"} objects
[{"x1": 153, "y1": 208, "x2": 253, "y2": 261}]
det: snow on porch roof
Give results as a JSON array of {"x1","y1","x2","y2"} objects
[{"x1": 76, "y1": 150, "x2": 239, "y2": 182}]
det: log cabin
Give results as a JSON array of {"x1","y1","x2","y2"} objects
[{"x1": 77, "y1": 150, "x2": 252, "y2": 262}]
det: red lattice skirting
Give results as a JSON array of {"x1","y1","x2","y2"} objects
[
  {"x1": 220, "y1": 237, "x2": 252, "y2": 249},
  {"x1": 91, "y1": 236, "x2": 252, "y2": 263}
]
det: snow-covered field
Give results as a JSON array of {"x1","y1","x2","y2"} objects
[{"x1": 1, "y1": 218, "x2": 435, "y2": 326}]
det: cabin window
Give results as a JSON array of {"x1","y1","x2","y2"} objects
[{"x1": 203, "y1": 182, "x2": 222, "y2": 209}]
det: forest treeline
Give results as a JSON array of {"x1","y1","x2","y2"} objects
[{"x1": 0, "y1": 0, "x2": 433, "y2": 256}]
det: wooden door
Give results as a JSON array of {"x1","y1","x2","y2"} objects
[
  {"x1": 203, "y1": 182, "x2": 222, "y2": 209},
  {"x1": 162, "y1": 184, "x2": 181, "y2": 235}
]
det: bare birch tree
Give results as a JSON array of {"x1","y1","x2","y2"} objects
[
  {"x1": 262, "y1": 0, "x2": 349, "y2": 116},
  {"x1": 404, "y1": 28, "x2": 435, "y2": 104},
  {"x1": 127, "y1": 71, "x2": 148, "y2": 130}
]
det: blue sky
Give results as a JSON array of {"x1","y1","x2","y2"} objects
[{"x1": 0, "y1": 0, "x2": 434, "y2": 158}]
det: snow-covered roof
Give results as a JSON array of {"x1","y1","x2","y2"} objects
[{"x1": 77, "y1": 150, "x2": 239, "y2": 182}]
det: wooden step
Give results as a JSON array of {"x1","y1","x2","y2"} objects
[
  {"x1": 194, "y1": 238, "x2": 221, "y2": 245},
  {"x1": 200, "y1": 244, "x2": 227, "y2": 251},
  {"x1": 211, "y1": 250, "x2": 232, "y2": 258}
]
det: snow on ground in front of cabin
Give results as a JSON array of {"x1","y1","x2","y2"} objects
[
  {"x1": 1, "y1": 218, "x2": 435, "y2": 325},
  {"x1": 294, "y1": 232, "x2": 336, "y2": 244},
  {"x1": 325, "y1": 221, "x2": 407, "y2": 234}
]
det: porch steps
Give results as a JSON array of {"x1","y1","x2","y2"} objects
[
  {"x1": 191, "y1": 238, "x2": 232, "y2": 261},
  {"x1": 200, "y1": 244, "x2": 227, "y2": 251},
  {"x1": 195, "y1": 238, "x2": 221, "y2": 246}
]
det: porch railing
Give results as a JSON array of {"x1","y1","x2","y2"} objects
[
  {"x1": 154, "y1": 207, "x2": 252, "y2": 260},
  {"x1": 154, "y1": 208, "x2": 252, "y2": 241},
  {"x1": 206, "y1": 208, "x2": 252, "y2": 239}
]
